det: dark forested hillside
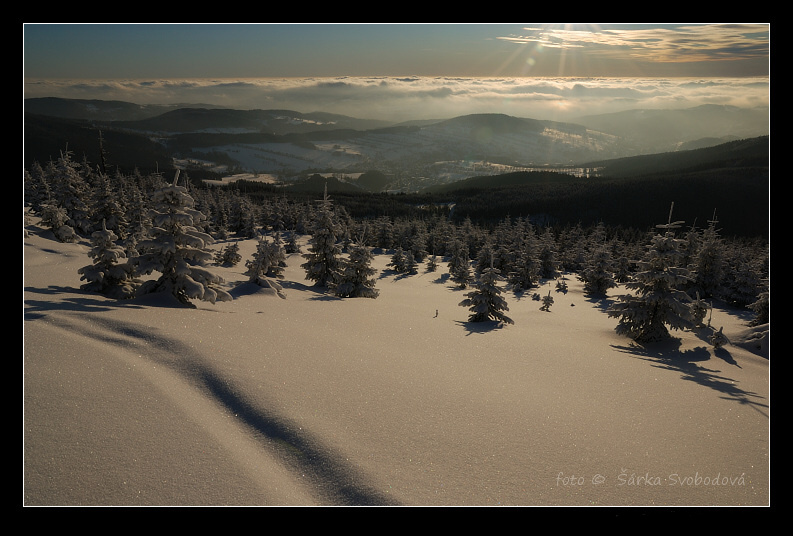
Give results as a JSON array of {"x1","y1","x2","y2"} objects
[{"x1": 24, "y1": 113, "x2": 172, "y2": 174}]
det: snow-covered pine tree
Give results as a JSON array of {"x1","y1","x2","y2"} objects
[
  {"x1": 301, "y1": 185, "x2": 343, "y2": 287},
  {"x1": 284, "y1": 229, "x2": 301, "y2": 254},
  {"x1": 607, "y1": 203, "x2": 695, "y2": 342},
  {"x1": 691, "y1": 211, "x2": 726, "y2": 299},
  {"x1": 577, "y1": 243, "x2": 616, "y2": 297},
  {"x1": 459, "y1": 259, "x2": 513, "y2": 324},
  {"x1": 387, "y1": 247, "x2": 408, "y2": 273},
  {"x1": 215, "y1": 242, "x2": 242, "y2": 266},
  {"x1": 334, "y1": 241, "x2": 380, "y2": 298},
  {"x1": 538, "y1": 227, "x2": 560, "y2": 280},
  {"x1": 540, "y1": 289, "x2": 554, "y2": 312},
  {"x1": 244, "y1": 235, "x2": 287, "y2": 298},
  {"x1": 78, "y1": 219, "x2": 139, "y2": 299},
  {"x1": 46, "y1": 149, "x2": 94, "y2": 236},
  {"x1": 404, "y1": 250, "x2": 418, "y2": 274},
  {"x1": 90, "y1": 172, "x2": 128, "y2": 239},
  {"x1": 426, "y1": 254, "x2": 438, "y2": 272},
  {"x1": 134, "y1": 171, "x2": 232, "y2": 306},
  {"x1": 447, "y1": 237, "x2": 472, "y2": 288},
  {"x1": 507, "y1": 227, "x2": 541, "y2": 292},
  {"x1": 39, "y1": 201, "x2": 77, "y2": 243}
]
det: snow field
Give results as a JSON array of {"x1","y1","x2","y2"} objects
[{"x1": 24, "y1": 227, "x2": 769, "y2": 506}]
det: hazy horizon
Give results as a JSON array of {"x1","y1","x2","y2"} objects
[{"x1": 23, "y1": 23, "x2": 770, "y2": 123}]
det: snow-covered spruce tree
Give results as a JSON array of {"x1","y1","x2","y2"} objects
[
  {"x1": 607, "y1": 204, "x2": 695, "y2": 343},
  {"x1": 78, "y1": 219, "x2": 139, "y2": 299},
  {"x1": 46, "y1": 149, "x2": 94, "y2": 236},
  {"x1": 387, "y1": 247, "x2": 408, "y2": 273},
  {"x1": 134, "y1": 171, "x2": 232, "y2": 307},
  {"x1": 426, "y1": 254, "x2": 438, "y2": 272},
  {"x1": 284, "y1": 229, "x2": 301, "y2": 254},
  {"x1": 215, "y1": 242, "x2": 242, "y2": 266},
  {"x1": 334, "y1": 241, "x2": 380, "y2": 298},
  {"x1": 748, "y1": 288, "x2": 769, "y2": 326},
  {"x1": 244, "y1": 235, "x2": 287, "y2": 298},
  {"x1": 38, "y1": 201, "x2": 77, "y2": 243},
  {"x1": 90, "y1": 172, "x2": 128, "y2": 239},
  {"x1": 577, "y1": 243, "x2": 617, "y2": 297},
  {"x1": 507, "y1": 228, "x2": 541, "y2": 292},
  {"x1": 691, "y1": 212, "x2": 726, "y2": 299},
  {"x1": 301, "y1": 186, "x2": 343, "y2": 287},
  {"x1": 447, "y1": 237, "x2": 473, "y2": 288},
  {"x1": 538, "y1": 227, "x2": 560, "y2": 280},
  {"x1": 540, "y1": 290, "x2": 554, "y2": 312},
  {"x1": 459, "y1": 260, "x2": 513, "y2": 324}
]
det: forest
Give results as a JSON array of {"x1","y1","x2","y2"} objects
[{"x1": 23, "y1": 144, "x2": 769, "y2": 340}]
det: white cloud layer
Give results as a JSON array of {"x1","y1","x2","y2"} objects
[{"x1": 24, "y1": 76, "x2": 769, "y2": 123}]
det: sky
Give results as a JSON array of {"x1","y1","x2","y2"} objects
[{"x1": 23, "y1": 23, "x2": 770, "y2": 122}]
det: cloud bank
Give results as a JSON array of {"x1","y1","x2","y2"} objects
[{"x1": 24, "y1": 76, "x2": 769, "y2": 123}]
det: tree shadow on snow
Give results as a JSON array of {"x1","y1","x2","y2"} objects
[
  {"x1": 279, "y1": 279, "x2": 339, "y2": 301},
  {"x1": 456, "y1": 319, "x2": 510, "y2": 336},
  {"x1": 24, "y1": 285, "x2": 148, "y2": 319},
  {"x1": 611, "y1": 339, "x2": 768, "y2": 417}
]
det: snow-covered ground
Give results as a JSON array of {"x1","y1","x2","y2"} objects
[{"x1": 23, "y1": 220, "x2": 769, "y2": 506}]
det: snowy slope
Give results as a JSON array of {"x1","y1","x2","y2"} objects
[{"x1": 23, "y1": 220, "x2": 769, "y2": 506}]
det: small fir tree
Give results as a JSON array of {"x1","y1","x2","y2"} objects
[
  {"x1": 426, "y1": 254, "x2": 438, "y2": 272},
  {"x1": 577, "y1": 243, "x2": 617, "y2": 297},
  {"x1": 540, "y1": 290, "x2": 554, "y2": 312},
  {"x1": 245, "y1": 235, "x2": 287, "y2": 298},
  {"x1": 215, "y1": 242, "x2": 242, "y2": 266},
  {"x1": 387, "y1": 247, "x2": 408, "y2": 273},
  {"x1": 78, "y1": 219, "x2": 139, "y2": 299},
  {"x1": 334, "y1": 241, "x2": 380, "y2": 298},
  {"x1": 459, "y1": 261, "x2": 513, "y2": 324},
  {"x1": 134, "y1": 171, "x2": 232, "y2": 306},
  {"x1": 691, "y1": 211, "x2": 726, "y2": 298},
  {"x1": 301, "y1": 186, "x2": 342, "y2": 287},
  {"x1": 447, "y1": 238, "x2": 473, "y2": 288},
  {"x1": 39, "y1": 202, "x2": 77, "y2": 243},
  {"x1": 607, "y1": 204, "x2": 695, "y2": 342}
]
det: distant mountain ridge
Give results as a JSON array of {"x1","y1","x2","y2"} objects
[{"x1": 24, "y1": 97, "x2": 769, "y2": 190}]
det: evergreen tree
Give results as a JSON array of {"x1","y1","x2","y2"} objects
[
  {"x1": 301, "y1": 186, "x2": 342, "y2": 287},
  {"x1": 459, "y1": 261, "x2": 514, "y2": 324},
  {"x1": 47, "y1": 150, "x2": 94, "y2": 235},
  {"x1": 334, "y1": 241, "x2": 380, "y2": 298},
  {"x1": 447, "y1": 237, "x2": 472, "y2": 288},
  {"x1": 404, "y1": 249, "x2": 418, "y2": 274},
  {"x1": 78, "y1": 219, "x2": 139, "y2": 299},
  {"x1": 215, "y1": 242, "x2": 242, "y2": 266},
  {"x1": 134, "y1": 171, "x2": 232, "y2": 306},
  {"x1": 507, "y1": 227, "x2": 541, "y2": 292},
  {"x1": 244, "y1": 235, "x2": 287, "y2": 298},
  {"x1": 387, "y1": 247, "x2": 408, "y2": 273},
  {"x1": 90, "y1": 172, "x2": 128, "y2": 238},
  {"x1": 607, "y1": 204, "x2": 695, "y2": 342},
  {"x1": 577, "y1": 243, "x2": 616, "y2": 297},
  {"x1": 538, "y1": 227, "x2": 560, "y2": 280},
  {"x1": 691, "y1": 212, "x2": 726, "y2": 298},
  {"x1": 426, "y1": 254, "x2": 438, "y2": 272},
  {"x1": 39, "y1": 201, "x2": 76, "y2": 243},
  {"x1": 540, "y1": 290, "x2": 554, "y2": 312}
]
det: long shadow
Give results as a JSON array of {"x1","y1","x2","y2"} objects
[
  {"x1": 197, "y1": 370, "x2": 399, "y2": 506},
  {"x1": 58, "y1": 314, "x2": 400, "y2": 506},
  {"x1": 24, "y1": 285, "x2": 148, "y2": 319},
  {"x1": 611, "y1": 339, "x2": 768, "y2": 417}
]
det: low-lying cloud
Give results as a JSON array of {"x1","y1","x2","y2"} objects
[{"x1": 24, "y1": 76, "x2": 769, "y2": 123}]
